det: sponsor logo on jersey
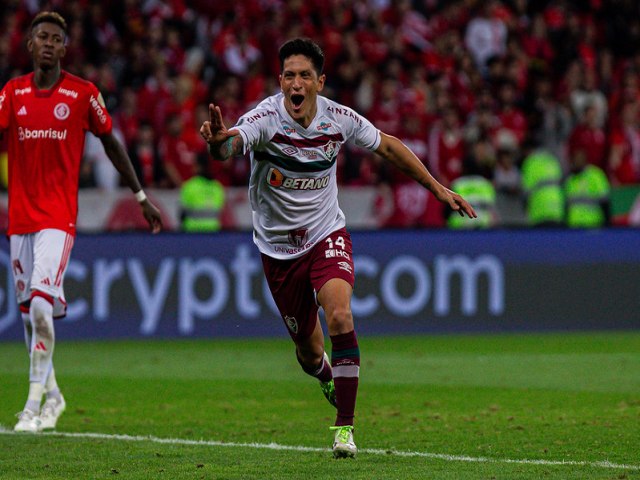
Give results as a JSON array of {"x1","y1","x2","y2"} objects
[
  {"x1": 326, "y1": 106, "x2": 363, "y2": 127},
  {"x1": 325, "y1": 249, "x2": 351, "y2": 260},
  {"x1": 282, "y1": 124, "x2": 296, "y2": 135},
  {"x1": 53, "y1": 102, "x2": 70, "y2": 120},
  {"x1": 322, "y1": 141, "x2": 340, "y2": 161},
  {"x1": 18, "y1": 127, "x2": 68, "y2": 141},
  {"x1": 58, "y1": 87, "x2": 78, "y2": 98},
  {"x1": 14, "y1": 87, "x2": 31, "y2": 96},
  {"x1": 337, "y1": 261, "x2": 353, "y2": 274},
  {"x1": 317, "y1": 121, "x2": 332, "y2": 131},
  {"x1": 90, "y1": 94, "x2": 107, "y2": 124},
  {"x1": 288, "y1": 228, "x2": 308, "y2": 247},
  {"x1": 245, "y1": 109, "x2": 276, "y2": 124},
  {"x1": 282, "y1": 146, "x2": 298, "y2": 156},
  {"x1": 300, "y1": 149, "x2": 318, "y2": 160},
  {"x1": 17, "y1": 106, "x2": 27, "y2": 116},
  {"x1": 267, "y1": 167, "x2": 330, "y2": 190},
  {"x1": 284, "y1": 315, "x2": 298, "y2": 334}
]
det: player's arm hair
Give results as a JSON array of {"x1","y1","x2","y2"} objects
[
  {"x1": 208, "y1": 135, "x2": 244, "y2": 161},
  {"x1": 375, "y1": 132, "x2": 446, "y2": 196},
  {"x1": 100, "y1": 132, "x2": 144, "y2": 193}
]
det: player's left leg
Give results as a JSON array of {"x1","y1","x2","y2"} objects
[
  {"x1": 317, "y1": 279, "x2": 359, "y2": 457},
  {"x1": 311, "y1": 228, "x2": 358, "y2": 458}
]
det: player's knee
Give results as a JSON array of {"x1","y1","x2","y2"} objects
[
  {"x1": 296, "y1": 349, "x2": 324, "y2": 376},
  {"x1": 30, "y1": 296, "x2": 54, "y2": 340},
  {"x1": 326, "y1": 306, "x2": 353, "y2": 332}
]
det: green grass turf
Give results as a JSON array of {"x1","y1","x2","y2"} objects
[{"x1": 0, "y1": 332, "x2": 638, "y2": 479}]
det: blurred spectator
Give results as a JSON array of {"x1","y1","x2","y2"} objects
[
  {"x1": 464, "y1": 1, "x2": 507, "y2": 76},
  {"x1": 607, "y1": 100, "x2": 640, "y2": 185},
  {"x1": 158, "y1": 112, "x2": 198, "y2": 187},
  {"x1": 180, "y1": 155, "x2": 225, "y2": 232},
  {"x1": 569, "y1": 67, "x2": 608, "y2": 127},
  {"x1": 493, "y1": 132, "x2": 522, "y2": 196},
  {"x1": 428, "y1": 106, "x2": 465, "y2": 187},
  {"x1": 564, "y1": 149, "x2": 610, "y2": 228},
  {"x1": 567, "y1": 104, "x2": 607, "y2": 170},
  {"x1": 495, "y1": 80, "x2": 527, "y2": 147},
  {"x1": 521, "y1": 147, "x2": 565, "y2": 227},
  {"x1": 524, "y1": 74, "x2": 573, "y2": 167},
  {"x1": 130, "y1": 122, "x2": 164, "y2": 188},
  {"x1": 222, "y1": 29, "x2": 261, "y2": 76},
  {"x1": 448, "y1": 151, "x2": 498, "y2": 229}
]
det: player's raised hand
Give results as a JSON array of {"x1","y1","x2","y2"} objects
[
  {"x1": 200, "y1": 103, "x2": 238, "y2": 145},
  {"x1": 200, "y1": 103, "x2": 243, "y2": 160}
]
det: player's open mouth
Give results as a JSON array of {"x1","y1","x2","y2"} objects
[{"x1": 291, "y1": 94, "x2": 305, "y2": 111}]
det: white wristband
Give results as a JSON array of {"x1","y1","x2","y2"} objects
[{"x1": 134, "y1": 190, "x2": 147, "y2": 203}]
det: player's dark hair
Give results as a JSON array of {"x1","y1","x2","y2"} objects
[
  {"x1": 30, "y1": 11, "x2": 67, "y2": 37},
  {"x1": 278, "y1": 38, "x2": 324, "y2": 76}
]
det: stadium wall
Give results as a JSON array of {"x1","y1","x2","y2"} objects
[{"x1": 0, "y1": 230, "x2": 638, "y2": 341}]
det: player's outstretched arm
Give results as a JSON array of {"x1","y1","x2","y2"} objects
[
  {"x1": 100, "y1": 132, "x2": 163, "y2": 233},
  {"x1": 375, "y1": 132, "x2": 477, "y2": 219},
  {"x1": 200, "y1": 103, "x2": 243, "y2": 160}
]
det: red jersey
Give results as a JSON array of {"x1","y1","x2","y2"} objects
[{"x1": 0, "y1": 71, "x2": 112, "y2": 236}]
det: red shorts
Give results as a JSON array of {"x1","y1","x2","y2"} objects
[{"x1": 261, "y1": 227, "x2": 355, "y2": 342}]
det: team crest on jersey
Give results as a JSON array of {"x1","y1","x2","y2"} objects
[
  {"x1": 53, "y1": 102, "x2": 70, "y2": 120},
  {"x1": 284, "y1": 315, "x2": 298, "y2": 334},
  {"x1": 322, "y1": 141, "x2": 340, "y2": 161},
  {"x1": 288, "y1": 228, "x2": 308, "y2": 247}
]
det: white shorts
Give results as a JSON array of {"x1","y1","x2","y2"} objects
[{"x1": 10, "y1": 228, "x2": 74, "y2": 318}]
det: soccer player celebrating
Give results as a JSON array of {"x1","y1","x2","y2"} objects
[
  {"x1": 200, "y1": 38, "x2": 476, "y2": 458},
  {"x1": 0, "y1": 11, "x2": 163, "y2": 433}
]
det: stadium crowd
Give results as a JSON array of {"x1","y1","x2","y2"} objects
[{"x1": 1, "y1": 0, "x2": 640, "y2": 227}]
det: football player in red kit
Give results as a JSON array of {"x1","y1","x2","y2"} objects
[{"x1": 0, "y1": 11, "x2": 162, "y2": 432}]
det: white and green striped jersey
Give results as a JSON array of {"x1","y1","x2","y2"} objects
[{"x1": 233, "y1": 93, "x2": 381, "y2": 259}]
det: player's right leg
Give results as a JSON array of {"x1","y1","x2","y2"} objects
[
  {"x1": 11, "y1": 230, "x2": 71, "y2": 432},
  {"x1": 261, "y1": 253, "x2": 336, "y2": 407},
  {"x1": 11, "y1": 235, "x2": 41, "y2": 432}
]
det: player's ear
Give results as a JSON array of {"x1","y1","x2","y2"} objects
[
  {"x1": 26, "y1": 37, "x2": 33, "y2": 54},
  {"x1": 317, "y1": 73, "x2": 326, "y2": 92}
]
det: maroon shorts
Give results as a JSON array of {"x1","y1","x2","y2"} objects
[{"x1": 261, "y1": 228, "x2": 355, "y2": 342}]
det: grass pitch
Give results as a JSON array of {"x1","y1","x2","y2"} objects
[{"x1": 0, "y1": 332, "x2": 638, "y2": 479}]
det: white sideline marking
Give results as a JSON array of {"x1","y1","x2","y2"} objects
[{"x1": 0, "y1": 427, "x2": 638, "y2": 471}]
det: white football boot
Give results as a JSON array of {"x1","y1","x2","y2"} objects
[
  {"x1": 14, "y1": 409, "x2": 41, "y2": 433},
  {"x1": 39, "y1": 395, "x2": 66, "y2": 430}
]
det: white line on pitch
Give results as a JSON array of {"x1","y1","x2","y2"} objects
[{"x1": 0, "y1": 428, "x2": 638, "y2": 471}]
